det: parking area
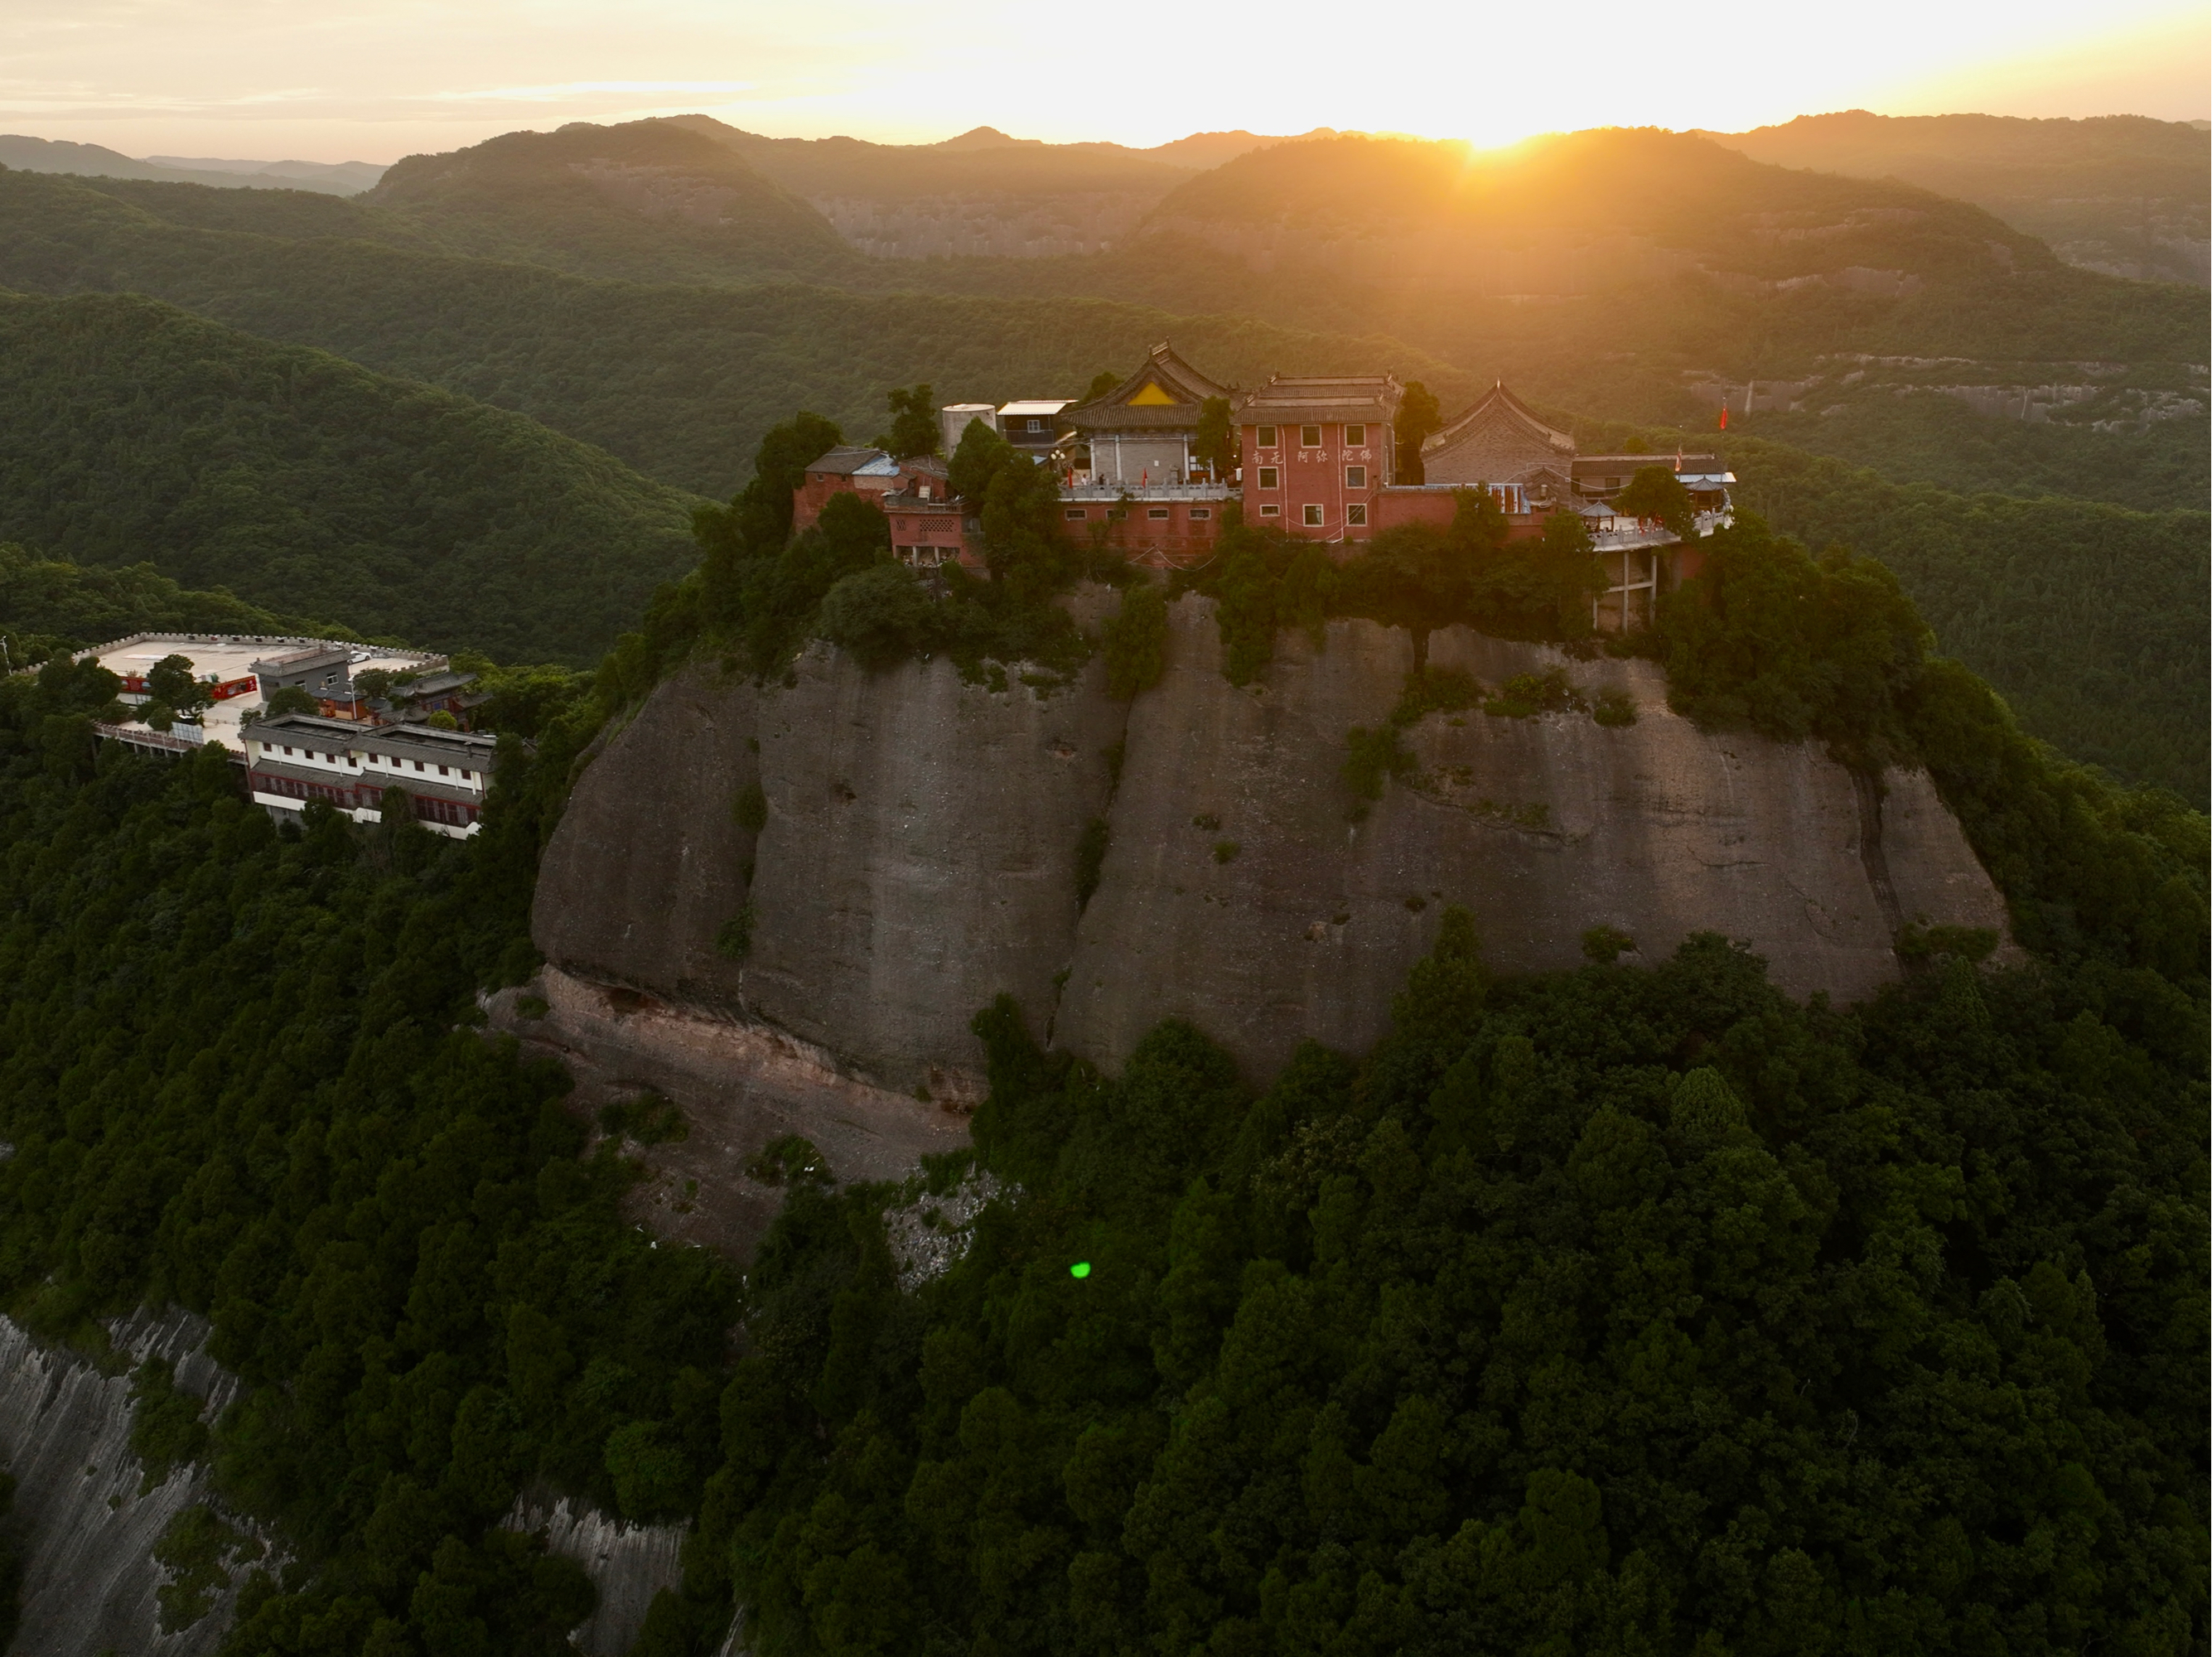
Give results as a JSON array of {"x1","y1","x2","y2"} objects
[{"x1": 91, "y1": 635, "x2": 442, "y2": 746}]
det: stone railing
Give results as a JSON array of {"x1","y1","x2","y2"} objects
[
  {"x1": 1060, "y1": 482, "x2": 1238, "y2": 502},
  {"x1": 1591, "y1": 510, "x2": 1732, "y2": 552}
]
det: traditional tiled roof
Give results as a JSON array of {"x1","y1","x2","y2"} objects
[
  {"x1": 1063, "y1": 342, "x2": 1231, "y2": 434},
  {"x1": 1235, "y1": 373, "x2": 1405, "y2": 426},
  {"x1": 808, "y1": 446, "x2": 901, "y2": 477},
  {"x1": 1427, "y1": 384, "x2": 1575, "y2": 458},
  {"x1": 1422, "y1": 383, "x2": 1577, "y2": 487}
]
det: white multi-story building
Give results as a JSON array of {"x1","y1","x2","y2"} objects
[{"x1": 238, "y1": 713, "x2": 499, "y2": 838}]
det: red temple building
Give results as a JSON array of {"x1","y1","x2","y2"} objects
[{"x1": 782, "y1": 346, "x2": 1732, "y2": 626}]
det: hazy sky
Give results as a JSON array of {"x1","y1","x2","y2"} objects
[{"x1": 3, "y1": 0, "x2": 2205, "y2": 164}]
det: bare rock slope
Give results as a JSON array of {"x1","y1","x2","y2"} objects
[{"x1": 530, "y1": 597, "x2": 2008, "y2": 1184}]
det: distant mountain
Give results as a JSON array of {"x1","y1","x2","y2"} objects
[
  {"x1": 674, "y1": 114, "x2": 1195, "y2": 258},
  {"x1": 1707, "y1": 111, "x2": 2209, "y2": 286},
  {"x1": 0, "y1": 286, "x2": 698, "y2": 663},
  {"x1": 146, "y1": 155, "x2": 387, "y2": 192},
  {"x1": 1142, "y1": 128, "x2": 1332, "y2": 169},
  {"x1": 366, "y1": 118, "x2": 860, "y2": 285},
  {"x1": 0, "y1": 133, "x2": 375, "y2": 196}
]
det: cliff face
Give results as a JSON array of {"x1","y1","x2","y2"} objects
[
  {"x1": 0, "y1": 1311, "x2": 255, "y2": 1655},
  {"x1": 532, "y1": 596, "x2": 2009, "y2": 1139}
]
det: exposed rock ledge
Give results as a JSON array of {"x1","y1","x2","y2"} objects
[
  {"x1": 0, "y1": 1310, "x2": 254, "y2": 1655},
  {"x1": 529, "y1": 597, "x2": 2012, "y2": 1209}
]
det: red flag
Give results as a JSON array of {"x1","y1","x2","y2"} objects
[{"x1": 1718, "y1": 405, "x2": 1728, "y2": 430}]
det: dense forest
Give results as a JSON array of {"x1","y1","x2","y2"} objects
[
  {"x1": 0, "y1": 167, "x2": 1468, "y2": 501},
  {"x1": 0, "y1": 478, "x2": 2203, "y2": 1652},
  {"x1": 0, "y1": 105, "x2": 2204, "y2": 1651},
  {"x1": 1649, "y1": 433, "x2": 2205, "y2": 803},
  {"x1": 1729, "y1": 396, "x2": 2207, "y2": 516},
  {"x1": 0, "y1": 289, "x2": 698, "y2": 664},
  {"x1": 0, "y1": 539, "x2": 340, "y2": 669}
]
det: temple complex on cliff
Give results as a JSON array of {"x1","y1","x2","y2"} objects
[{"x1": 790, "y1": 344, "x2": 1735, "y2": 629}]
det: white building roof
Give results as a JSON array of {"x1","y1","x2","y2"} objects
[{"x1": 998, "y1": 399, "x2": 1072, "y2": 418}]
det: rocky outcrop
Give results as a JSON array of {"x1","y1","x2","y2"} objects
[
  {"x1": 0, "y1": 1310, "x2": 255, "y2": 1656},
  {"x1": 502, "y1": 1493, "x2": 689, "y2": 1656},
  {"x1": 1055, "y1": 616, "x2": 2006, "y2": 1073},
  {"x1": 485, "y1": 969, "x2": 969, "y2": 1261},
  {"x1": 530, "y1": 596, "x2": 2012, "y2": 1167}
]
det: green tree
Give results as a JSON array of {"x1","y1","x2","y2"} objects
[
  {"x1": 145, "y1": 653, "x2": 210, "y2": 714},
  {"x1": 1193, "y1": 396, "x2": 1236, "y2": 481},
  {"x1": 819, "y1": 564, "x2": 931, "y2": 670},
  {"x1": 1395, "y1": 379, "x2": 1442, "y2": 482},
  {"x1": 262, "y1": 684, "x2": 318, "y2": 717},
  {"x1": 1102, "y1": 582, "x2": 1168, "y2": 699},
  {"x1": 1613, "y1": 464, "x2": 1696, "y2": 540},
  {"x1": 949, "y1": 417, "x2": 1015, "y2": 505},
  {"x1": 878, "y1": 384, "x2": 939, "y2": 460}
]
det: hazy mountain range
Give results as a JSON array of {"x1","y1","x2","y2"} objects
[{"x1": 0, "y1": 111, "x2": 2202, "y2": 282}]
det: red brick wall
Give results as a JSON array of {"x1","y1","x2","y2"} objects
[
  {"x1": 1057, "y1": 500, "x2": 1227, "y2": 568},
  {"x1": 1239, "y1": 419, "x2": 1391, "y2": 543}
]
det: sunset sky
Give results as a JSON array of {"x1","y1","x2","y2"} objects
[{"x1": 2, "y1": 0, "x2": 2205, "y2": 164}]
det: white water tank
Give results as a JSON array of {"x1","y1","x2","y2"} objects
[{"x1": 939, "y1": 403, "x2": 997, "y2": 456}]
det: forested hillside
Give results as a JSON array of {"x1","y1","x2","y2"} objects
[
  {"x1": 0, "y1": 495, "x2": 2200, "y2": 1654},
  {"x1": 1725, "y1": 394, "x2": 2207, "y2": 515},
  {"x1": 1640, "y1": 432, "x2": 2205, "y2": 801},
  {"x1": 2, "y1": 163, "x2": 2202, "y2": 796},
  {"x1": 1711, "y1": 111, "x2": 2210, "y2": 286},
  {"x1": 0, "y1": 167, "x2": 1470, "y2": 500},
  {"x1": 364, "y1": 121, "x2": 863, "y2": 287},
  {"x1": 0, "y1": 289, "x2": 700, "y2": 664},
  {"x1": 40, "y1": 124, "x2": 2203, "y2": 519},
  {"x1": 0, "y1": 539, "x2": 338, "y2": 667}
]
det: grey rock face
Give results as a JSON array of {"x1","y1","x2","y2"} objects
[
  {"x1": 0, "y1": 1310, "x2": 258, "y2": 1657},
  {"x1": 502, "y1": 1493, "x2": 690, "y2": 1656},
  {"x1": 742, "y1": 641, "x2": 1123, "y2": 1089},
  {"x1": 534, "y1": 596, "x2": 2012, "y2": 1101},
  {"x1": 1056, "y1": 611, "x2": 2008, "y2": 1075},
  {"x1": 533, "y1": 668, "x2": 760, "y2": 1010},
  {"x1": 535, "y1": 642, "x2": 1125, "y2": 1094}
]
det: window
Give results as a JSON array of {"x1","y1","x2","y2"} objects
[
  {"x1": 1064, "y1": 507, "x2": 1088, "y2": 519},
  {"x1": 1257, "y1": 466, "x2": 1279, "y2": 489},
  {"x1": 413, "y1": 760, "x2": 424, "y2": 771},
  {"x1": 1148, "y1": 507, "x2": 1171, "y2": 520},
  {"x1": 461, "y1": 769, "x2": 472, "y2": 780},
  {"x1": 1303, "y1": 504, "x2": 1325, "y2": 526},
  {"x1": 1345, "y1": 423, "x2": 1366, "y2": 446},
  {"x1": 1107, "y1": 508, "x2": 1128, "y2": 521},
  {"x1": 1260, "y1": 505, "x2": 1281, "y2": 516},
  {"x1": 1347, "y1": 503, "x2": 1369, "y2": 526},
  {"x1": 1189, "y1": 508, "x2": 1211, "y2": 520},
  {"x1": 1345, "y1": 465, "x2": 1367, "y2": 489},
  {"x1": 1256, "y1": 425, "x2": 1277, "y2": 447},
  {"x1": 283, "y1": 746, "x2": 293, "y2": 756},
  {"x1": 439, "y1": 765, "x2": 449, "y2": 775},
  {"x1": 1026, "y1": 418, "x2": 1045, "y2": 432},
  {"x1": 1300, "y1": 424, "x2": 1322, "y2": 447}
]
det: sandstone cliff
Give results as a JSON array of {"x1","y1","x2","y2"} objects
[{"x1": 529, "y1": 596, "x2": 2009, "y2": 1184}]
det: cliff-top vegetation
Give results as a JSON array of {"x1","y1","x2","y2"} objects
[{"x1": 0, "y1": 384, "x2": 2202, "y2": 1649}]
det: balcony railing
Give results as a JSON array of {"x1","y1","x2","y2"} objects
[
  {"x1": 1061, "y1": 481, "x2": 1237, "y2": 501},
  {"x1": 1590, "y1": 510, "x2": 1732, "y2": 552}
]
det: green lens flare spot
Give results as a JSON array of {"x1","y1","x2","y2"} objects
[{"x1": 1069, "y1": 1261, "x2": 1091, "y2": 1279}]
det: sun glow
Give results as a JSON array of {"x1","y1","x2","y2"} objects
[{"x1": 0, "y1": 0, "x2": 2198, "y2": 162}]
